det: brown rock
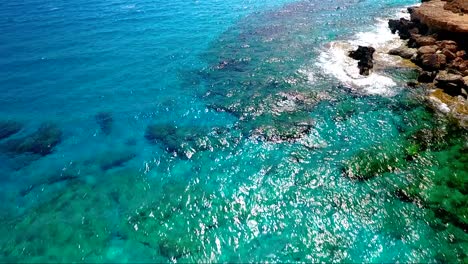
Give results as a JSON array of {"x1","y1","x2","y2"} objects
[
  {"x1": 463, "y1": 76, "x2": 468, "y2": 87},
  {"x1": 414, "y1": 35, "x2": 437, "y2": 46},
  {"x1": 442, "y1": 49, "x2": 457, "y2": 61},
  {"x1": 458, "y1": 62, "x2": 468, "y2": 72},
  {"x1": 439, "y1": 40, "x2": 458, "y2": 53},
  {"x1": 412, "y1": 0, "x2": 468, "y2": 33},
  {"x1": 452, "y1": 57, "x2": 464, "y2": 67},
  {"x1": 452, "y1": 57, "x2": 468, "y2": 72},
  {"x1": 456, "y1": 50, "x2": 467, "y2": 59},
  {"x1": 421, "y1": 53, "x2": 447, "y2": 70},
  {"x1": 389, "y1": 46, "x2": 417, "y2": 59},
  {"x1": 417, "y1": 45, "x2": 438, "y2": 55},
  {"x1": 438, "y1": 40, "x2": 457, "y2": 46},
  {"x1": 444, "y1": 0, "x2": 468, "y2": 14}
]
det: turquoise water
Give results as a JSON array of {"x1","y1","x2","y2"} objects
[{"x1": 0, "y1": 0, "x2": 467, "y2": 262}]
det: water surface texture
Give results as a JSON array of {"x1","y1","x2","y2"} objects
[{"x1": 0, "y1": 0, "x2": 467, "y2": 262}]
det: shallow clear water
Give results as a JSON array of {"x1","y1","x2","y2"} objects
[{"x1": 0, "y1": 0, "x2": 467, "y2": 262}]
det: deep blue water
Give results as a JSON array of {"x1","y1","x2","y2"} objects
[{"x1": 0, "y1": 0, "x2": 467, "y2": 262}]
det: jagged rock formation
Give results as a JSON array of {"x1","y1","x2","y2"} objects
[{"x1": 348, "y1": 46, "x2": 375, "y2": 76}]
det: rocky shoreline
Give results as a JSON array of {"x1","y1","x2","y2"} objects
[{"x1": 387, "y1": 0, "x2": 468, "y2": 127}]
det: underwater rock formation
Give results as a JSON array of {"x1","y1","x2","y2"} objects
[
  {"x1": 145, "y1": 124, "x2": 184, "y2": 155},
  {"x1": 95, "y1": 112, "x2": 113, "y2": 135},
  {"x1": 3, "y1": 123, "x2": 62, "y2": 156},
  {"x1": 0, "y1": 120, "x2": 22, "y2": 140},
  {"x1": 98, "y1": 151, "x2": 136, "y2": 171},
  {"x1": 343, "y1": 141, "x2": 407, "y2": 181},
  {"x1": 348, "y1": 46, "x2": 375, "y2": 76}
]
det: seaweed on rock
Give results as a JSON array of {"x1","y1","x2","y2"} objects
[{"x1": 343, "y1": 140, "x2": 408, "y2": 181}]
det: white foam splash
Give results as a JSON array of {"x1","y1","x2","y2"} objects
[
  {"x1": 317, "y1": 41, "x2": 397, "y2": 95},
  {"x1": 314, "y1": 7, "x2": 415, "y2": 96}
]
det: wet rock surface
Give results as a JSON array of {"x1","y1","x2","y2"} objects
[{"x1": 348, "y1": 46, "x2": 376, "y2": 76}]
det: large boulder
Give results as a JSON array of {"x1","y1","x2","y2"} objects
[
  {"x1": 442, "y1": 49, "x2": 457, "y2": 61},
  {"x1": 421, "y1": 53, "x2": 447, "y2": 70},
  {"x1": 348, "y1": 46, "x2": 375, "y2": 76},
  {"x1": 413, "y1": 35, "x2": 437, "y2": 47},
  {"x1": 438, "y1": 40, "x2": 458, "y2": 53},
  {"x1": 417, "y1": 45, "x2": 438, "y2": 55}
]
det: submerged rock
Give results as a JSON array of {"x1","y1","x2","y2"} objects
[
  {"x1": 348, "y1": 46, "x2": 375, "y2": 76},
  {"x1": 95, "y1": 112, "x2": 113, "y2": 135},
  {"x1": 0, "y1": 120, "x2": 22, "y2": 140},
  {"x1": 98, "y1": 151, "x2": 136, "y2": 171},
  {"x1": 145, "y1": 124, "x2": 180, "y2": 153},
  {"x1": 343, "y1": 141, "x2": 407, "y2": 181},
  {"x1": 3, "y1": 123, "x2": 62, "y2": 156}
]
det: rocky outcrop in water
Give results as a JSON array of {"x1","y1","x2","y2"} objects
[
  {"x1": 348, "y1": 46, "x2": 375, "y2": 76},
  {"x1": 388, "y1": 0, "x2": 468, "y2": 127}
]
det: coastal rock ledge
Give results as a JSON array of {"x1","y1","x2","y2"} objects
[
  {"x1": 412, "y1": 0, "x2": 468, "y2": 33},
  {"x1": 388, "y1": 0, "x2": 468, "y2": 127}
]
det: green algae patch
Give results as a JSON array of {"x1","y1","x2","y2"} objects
[{"x1": 343, "y1": 140, "x2": 408, "y2": 181}]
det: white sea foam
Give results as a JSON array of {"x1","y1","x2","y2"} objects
[{"x1": 314, "y1": 7, "x2": 415, "y2": 96}]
